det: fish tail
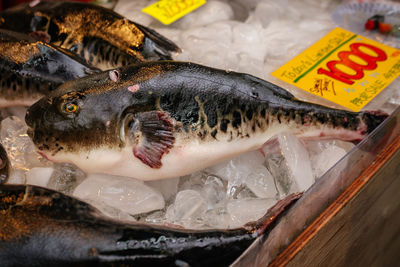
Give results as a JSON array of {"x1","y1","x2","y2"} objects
[
  {"x1": 280, "y1": 101, "x2": 389, "y2": 143},
  {"x1": 361, "y1": 110, "x2": 389, "y2": 134}
]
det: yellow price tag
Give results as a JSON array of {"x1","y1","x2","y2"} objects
[
  {"x1": 271, "y1": 27, "x2": 400, "y2": 111},
  {"x1": 142, "y1": 0, "x2": 206, "y2": 25}
]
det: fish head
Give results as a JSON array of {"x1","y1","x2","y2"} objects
[
  {"x1": 25, "y1": 70, "x2": 137, "y2": 161},
  {"x1": 25, "y1": 64, "x2": 178, "y2": 176}
]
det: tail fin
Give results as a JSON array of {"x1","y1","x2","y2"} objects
[
  {"x1": 362, "y1": 110, "x2": 389, "y2": 134},
  {"x1": 135, "y1": 23, "x2": 182, "y2": 60}
]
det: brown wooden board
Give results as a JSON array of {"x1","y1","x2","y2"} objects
[{"x1": 270, "y1": 133, "x2": 400, "y2": 266}]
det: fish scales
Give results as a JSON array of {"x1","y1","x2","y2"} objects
[
  {"x1": 25, "y1": 61, "x2": 388, "y2": 181},
  {"x1": 0, "y1": 2, "x2": 181, "y2": 70}
]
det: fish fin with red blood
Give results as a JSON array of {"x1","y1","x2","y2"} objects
[{"x1": 130, "y1": 111, "x2": 175, "y2": 169}]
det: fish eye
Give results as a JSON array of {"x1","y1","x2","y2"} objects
[{"x1": 64, "y1": 102, "x2": 78, "y2": 114}]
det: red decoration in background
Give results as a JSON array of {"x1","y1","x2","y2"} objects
[
  {"x1": 365, "y1": 20, "x2": 376, "y2": 31},
  {"x1": 379, "y1": 22, "x2": 393, "y2": 34},
  {"x1": 364, "y1": 14, "x2": 399, "y2": 36}
]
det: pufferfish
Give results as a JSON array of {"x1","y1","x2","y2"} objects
[{"x1": 25, "y1": 61, "x2": 388, "y2": 181}]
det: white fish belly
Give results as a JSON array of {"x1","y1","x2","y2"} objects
[{"x1": 45, "y1": 121, "x2": 364, "y2": 181}]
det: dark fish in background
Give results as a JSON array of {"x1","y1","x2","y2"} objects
[
  {"x1": 0, "y1": 29, "x2": 99, "y2": 107},
  {"x1": 0, "y1": 181, "x2": 301, "y2": 266},
  {"x1": 0, "y1": 1, "x2": 181, "y2": 70},
  {"x1": 25, "y1": 61, "x2": 388, "y2": 181}
]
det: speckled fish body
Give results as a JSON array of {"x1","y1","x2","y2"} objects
[
  {"x1": 25, "y1": 61, "x2": 388, "y2": 181},
  {"x1": 0, "y1": 1, "x2": 181, "y2": 70},
  {"x1": 0, "y1": 29, "x2": 98, "y2": 107},
  {"x1": 0, "y1": 183, "x2": 300, "y2": 266}
]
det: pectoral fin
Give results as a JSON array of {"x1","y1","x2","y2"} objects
[{"x1": 131, "y1": 111, "x2": 175, "y2": 169}]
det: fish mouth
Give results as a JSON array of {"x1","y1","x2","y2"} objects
[
  {"x1": 37, "y1": 151, "x2": 51, "y2": 161},
  {"x1": 26, "y1": 126, "x2": 53, "y2": 161}
]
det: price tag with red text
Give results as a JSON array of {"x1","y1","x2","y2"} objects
[
  {"x1": 142, "y1": 0, "x2": 206, "y2": 25},
  {"x1": 271, "y1": 27, "x2": 400, "y2": 111}
]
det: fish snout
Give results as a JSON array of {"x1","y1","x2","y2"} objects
[
  {"x1": 25, "y1": 109, "x2": 35, "y2": 129},
  {"x1": 25, "y1": 99, "x2": 47, "y2": 129},
  {"x1": 27, "y1": 127, "x2": 34, "y2": 139}
]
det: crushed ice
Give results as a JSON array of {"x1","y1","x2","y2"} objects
[{"x1": 1, "y1": 0, "x2": 396, "y2": 229}]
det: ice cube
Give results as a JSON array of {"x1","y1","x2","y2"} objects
[
  {"x1": 244, "y1": 165, "x2": 278, "y2": 198},
  {"x1": 47, "y1": 163, "x2": 86, "y2": 195},
  {"x1": 179, "y1": 172, "x2": 205, "y2": 192},
  {"x1": 7, "y1": 169, "x2": 26, "y2": 184},
  {"x1": 146, "y1": 177, "x2": 180, "y2": 203},
  {"x1": 179, "y1": 172, "x2": 226, "y2": 208},
  {"x1": 306, "y1": 140, "x2": 354, "y2": 156},
  {"x1": 73, "y1": 173, "x2": 164, "y2": 216},
  {"x1": 0, "y1": 116, "x2": 49, "y2": 170},
  {"x1": 206, "y1": 150, "x2": 265, "y2": 198},
  {"x1": 265, "y1": 153, "x2": 293, "y2": 196},
  {"x1": 25, "y1": 167, "x2": 53, "y2": 187},
  {"x1": 180, "y1": 19, "x2": 233, "y2": 43},
  {"x1": 227, "y1": 198, "x2": 276, "y2": 228},
  {"x1": 165, "y1": 204, "x2": 175, "y2": 223},
  {"x1": 279, "y1": 133, "x2": 314, "y2": 191},
  {"x1": 235, "y1": 185, "x2": 257, "y2": 199},
  {"x1": 249, "y1": 2, "x2": 280, "y2": 28},
  {"x1": 207, "y1": 150, "x2": 265, "y2": 181},
  {"x1": 298, "y1": 19, "x2": 331, "y2": 32},
  {"x1": 232, "y1": 22, "x2": 267, "y2": 59},
  {"x1": 235, "y1": 53, "x2": 266, "y2": 78},
  {"x1": 142, "y1": 210, "x2": 166, "y2": 225},
  {"x1": 114, "y1": 0, "x2": 154, "y2": 26},
  {"x1": 179, "y1": 22, "x2": 233, "y2": 68},
  {"x1": 265, "y1": 133, "x2": 314, "y2": 197},
  {"x1": 310, "y1": 143, "x2": 349, "y2": 178},
  {"x1": 168, "y1": 189, "x2": 207, "y2": 228},
  {"x1": 262, "y1": 22, "x2": 307, "y2": 61},
  {"x1": 202, "y1": 174, "x2": 226, "y2": 207},
  {"x1": 173, "y1": 1, "x2": 234, "y2": 30},
  {"x1": 204, "y1": 203, "x2": 232, "y2": 229},
  {"x1": 85, "y1": 199, "x2": 137, "y2": 222}
]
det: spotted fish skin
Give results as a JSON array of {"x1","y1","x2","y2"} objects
[
  {"x1": 0, "y1": 29, "x2": 99, "y2": 107},
  {"x1": 25, "y1": 61, "x2": 388, "y2": 181},
  {"x1": 0, "y1": 1, "x2": 181, "y2": 70},
  {"x1": 0, "y1": 184, "x2": 282, "y2": 267}
]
